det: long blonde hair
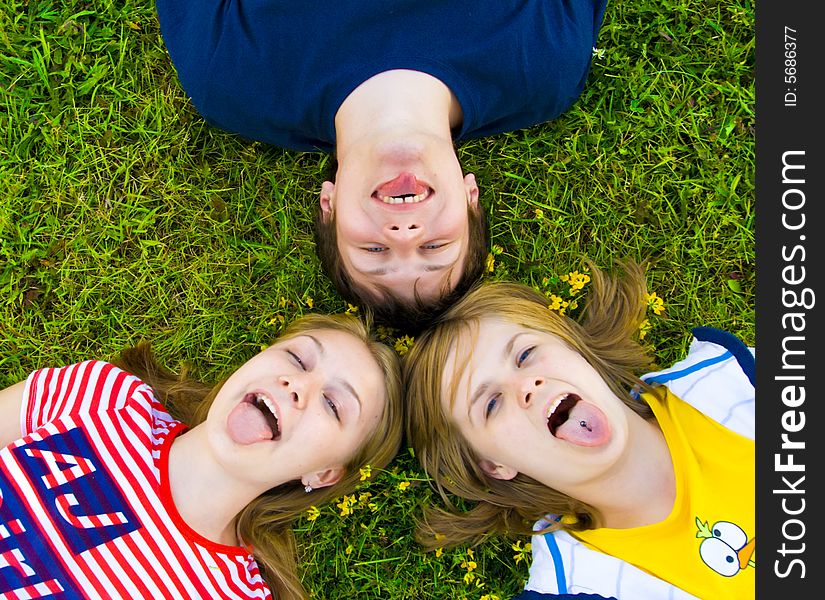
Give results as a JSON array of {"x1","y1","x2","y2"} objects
[
  {"x1": 403, "y1": 261, "x2": 660, "y2": 550},
  {"x1": 115, "y1": 313, "x2": 403, "y2": 599}
]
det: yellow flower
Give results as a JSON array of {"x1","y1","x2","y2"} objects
[
  {"x1": 394, "y1": 335, "x2": 415, "y2": 357},
  {"x1": 460, "y1": 560, "x2": 477, "y2": 572},
  {"x1": 305, "y1": 506, "x2": 321, "y2": 522},
  {"x1": 336, "y1": 494, "x2": 357, "y2": 517},
  {"x1": 345, "y1": 303, "x2": 359, "y2": 314},
  {"x1": 512, "y1": 540, "x2": 532, "y2": 564},
  {"x1": 562, "y1": 270, "x2": 591, "y2": 294},
  {"x1": 467, "y1": 548, "x2": 474, "y2": 558},
  {"x1": 485, "y1": 252, "x2": 495, "y2": 273},
  {"x1": 481, "y1": 595, "x2": 501, "y2": 600},
  {"x1": 397, "y1": 481, "x2": 411, "y2": 491},
  {"x1": 534, "y1": 208, "x2": 544, "y2": 219},
  {"x1": 463, "y1": 572, "x2": 476, "y2": 585},
  {"x1": 646, "y1": 291, "x2": 665, "y2": 315},
  {"x1": 547, "y1": 294, "x2": 570, "y2": 314},
  {"x1": 358, "y1": 492, "x2": 372, "y2": 506},
  {"x1": 638, "y1": 318, "x2": 652, "y2": 340},
  {"x1": 359, "y1": 465, "x2": 372, "y2": 481},
  {"x1": 435, "y1": 547, "x2": 443, "y2": 558},
  {"x1": 268, "y1": 315, "x2": 285, "y2": 326},
  {"x1": 304, "y1": 296, "x2": 314, "y2": 309},
  {"x1": 345, "y1": 544, "x2": 354, "y2": 556}
]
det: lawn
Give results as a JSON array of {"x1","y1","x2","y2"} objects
[{"x1": 0, "y1": 1, "x2": 754, "y2": 598}]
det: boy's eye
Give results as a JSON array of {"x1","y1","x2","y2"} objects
[
  {"x1": 325, "y1": 394, "x2": 341, "y2": 421},
  {"x1": 485, "y1": 394, "x2": 500, "y2": 419},
  {"x1": 517, "y1": 346, "x2": 535, "y2": 367},
  {"x1": 287, "y1": 350, "x2": 306, "y2": 370}
]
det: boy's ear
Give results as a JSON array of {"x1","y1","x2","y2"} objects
[
  {"x1": 478, "y1": 459, "x2": 517, "y2": 481},
  {"x1": 319, "y1": 181, "x2": 335, "y2": 221},
  {"x1": 463, "y1": 173, "x2": 479, "y2": 208}
]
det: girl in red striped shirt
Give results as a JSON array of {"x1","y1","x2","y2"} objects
[{"x1": 0, "y1": 313, "x2": 402, "y2": 599}]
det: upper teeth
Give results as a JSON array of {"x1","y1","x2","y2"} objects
[
  {"x1": 381, "y1": 193, "x2": 426, "y2": 204},
  {"x1": 256, "y1": 393, "x2": 278, "y2": 421},
  {"x1": 546, "y1": 394, "x2": 568, "y2": 420}
]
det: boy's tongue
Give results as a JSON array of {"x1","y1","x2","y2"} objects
[
  {"x1": 554, "y1": 401, "x2": 610, "y2": 447},
  {"x1": 227, "y1": 402, "x2": 274, "y2": 445},
  {"x1": 376, "y1": 172, "x2": 427, "y2": 197}
]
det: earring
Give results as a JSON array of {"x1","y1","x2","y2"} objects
[{"x1": 304, "y1": 484, "x2": 313, "y2": 493}]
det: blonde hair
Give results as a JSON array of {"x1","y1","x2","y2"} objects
[
  {"x1": 403, "y1": 261, "x2": 660, "y2": 550},
  {"x1": 115, "y1": 313, "x2": 403, "y2": 599}
]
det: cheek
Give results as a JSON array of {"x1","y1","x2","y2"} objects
[
  {"x1": 434, "y1": 207, "x2": 468, "y2": 237},
  {"x1": 335, "y1": 198, "x2": 378, "y2": 233}
]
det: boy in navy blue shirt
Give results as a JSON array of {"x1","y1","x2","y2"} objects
[{"x1": 156, "y1": 1, "x2": 608, "y2": 331}]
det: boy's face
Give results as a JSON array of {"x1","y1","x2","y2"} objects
[{"x1": 320, "y1": 141, "x2": 479, "y2": 305}]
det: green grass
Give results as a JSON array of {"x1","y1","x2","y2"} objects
[{"x1": 1, "y1": 0, "x2": 754, "y2": 598}]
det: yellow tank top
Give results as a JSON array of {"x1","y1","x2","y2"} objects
[{"x1": 575, "y1": 389, "x2": 755, "y2": 599}]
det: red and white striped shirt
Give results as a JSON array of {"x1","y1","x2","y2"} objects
[{"x1": 0, "y1": 360, "x2": 272, "y2": 599}]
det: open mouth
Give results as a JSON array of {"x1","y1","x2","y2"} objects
[
  {"x1": 248, "y1": 392, "x2": 281, "y2": 440},
  {"x1": 375, "y1": 190, "x2": 431, "y2": 204},
  {"x1": 546, "y1": 393, "x2": 581, "y2": 436},
  {"x1": 372, "y1": 172, "x2": 432, "y2": 205}
]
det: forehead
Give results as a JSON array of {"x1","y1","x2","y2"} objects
[{"x1": 440, "y1": 320, "x2": 486, "y2": 411}]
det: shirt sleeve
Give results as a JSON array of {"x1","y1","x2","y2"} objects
[
  {"x1": 512, "y1": 591, "x2": 616, "y2": 600},
  {"x1": 21, "y1": 360, "x2": 150, "y2": 434}
]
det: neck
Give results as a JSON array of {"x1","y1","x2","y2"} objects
[
  {"x1": 167, "y1": 426, "x2": 261, "y2": 546},
  {"x1": 334, "y1": 69, "x2": 462, "y2": 158},
  {"x1": 586, "y1": 417, "x2": 676, "y2": 529}
]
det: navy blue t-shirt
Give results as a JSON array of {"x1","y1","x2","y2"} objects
[{"x1": 156, "y1": 1, "x2": 608, "y2": 152}]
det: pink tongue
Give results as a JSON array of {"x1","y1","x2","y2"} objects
[
  {"x1": 554, "y1": 401, "x2": 610, "y2": 447},
  {"x1": 375, "y1": 172, "x2": 427, "y2": 197},
  {"x1": 226, "y1": 402, "x2": 274, "y2": 445}
]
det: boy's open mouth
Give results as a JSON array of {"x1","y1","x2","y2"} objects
[{"x1": 373, "y1": 172, "x2": 432, "y2": 205}]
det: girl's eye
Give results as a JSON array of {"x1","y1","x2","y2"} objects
[
  {"x1": 325, "y1": 394, "x2": 341, "y2": 421},
  {"x1": 485, "y1": 393, "x2": 500, "y2": 419},
  {"x1": 517, "y1": 346, "x2": 535, "y2": 367},
  {"x1": 287, "y1": 351, "x2": 306, "y2": 370},
  {"x1": 420, "y1": 243, "x2": 445, "y2": 250},
  {"x1": 365, "y1": 246, "x2": 386, "y2": 253}
]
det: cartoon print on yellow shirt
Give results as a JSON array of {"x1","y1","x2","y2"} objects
[{"x1": 696, "y1": 517, "x2": 756, "y2": 577}]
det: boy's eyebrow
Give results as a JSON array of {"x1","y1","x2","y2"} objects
[{"x1": 357, "y1": 263, "x2": 452, "y2": 276}]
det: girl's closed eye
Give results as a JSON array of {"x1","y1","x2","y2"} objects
[
  {"x1": 324, "y1": 394, "x2": 341, "y2": 421},
  {"x1": 287, "y1": 350, "x2": 306, "y2": 370},
  {"x1": 516, "y1": 346, "x2": 535, "y2": 367}
]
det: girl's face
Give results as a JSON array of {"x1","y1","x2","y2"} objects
[
  {"x1": 442, "y1": 318, "x2": 633, "y2": 494},
  {"x1": 206, "y1": 329, "x2": 386, "y2": 490}
]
